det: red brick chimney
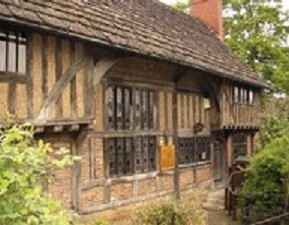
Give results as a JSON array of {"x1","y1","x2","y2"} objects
[{"x1": 192, "y1": 0, "x2": 224, "y2": 40}]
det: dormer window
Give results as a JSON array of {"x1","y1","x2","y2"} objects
[{"x1": 0, "y1": 30, "x2": 27, "y2": 74}]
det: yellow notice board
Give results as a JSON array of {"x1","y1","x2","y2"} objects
[{"x1": 160, "y1": 145, "x2": 176, "y2": 170}]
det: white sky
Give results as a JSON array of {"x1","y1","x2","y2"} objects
[{"x1": 160, "y1": 0, "x2": 289, "y2": 10}]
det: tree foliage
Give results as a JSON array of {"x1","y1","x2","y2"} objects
[
  {"x1": 171, "y1": 0, "x2": 289, "y2": 93},
  {"x1": 224, "y1": 0, "x2": 289, "y2": 93},
  {"x1": 240, "y1": 98, "x2": 289, "y2": 219},
  {"x1": 258, "y1": 97, "x2": 289, "y2": 148},
  {"x1": 172, "y1": 0, "x2": 191, "y2": 12},
  {"x1": 0, "y1": 121, "x2": 76, "y2": 225}
]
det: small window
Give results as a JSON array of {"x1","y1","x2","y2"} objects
[
  {"x1": 105, "y1": 84, "x2": 157, "y2": 178},
  {"x1": 179, "y1": 136, "x2": 211, "y2": 165},
  {"x1": 233, "y1": 133, "x2": 247, "y2": 160},
  {"x1": 106, "y1": 136, "x2": 156, "y2": 177},
  {"x1": 233, "y1": 85, "x2": 254, "y2": 105},
  {"x1": 106, "y1": 85, "x2": 156, "y2": 131},
  {"x1": 0, "y1": 30, "x2": 27, "y2": 74},
  {"x1": 196, "y1": 137, "x2": 211, "y2": 162}
]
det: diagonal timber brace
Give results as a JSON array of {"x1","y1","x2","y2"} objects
[
  {"x1": 92, "y1": 58, "x2": 120, "y2": 87},
  {"x1": 36, "y1": 57, "x2": 120, "y2": 123},
  {"x1": 36, "y1": 58, "x2": 86, "y2": 122}
]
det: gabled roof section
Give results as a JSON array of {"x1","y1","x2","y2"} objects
[{"x1": 0, "y1": 0, "x2": 267, "y2": 87}]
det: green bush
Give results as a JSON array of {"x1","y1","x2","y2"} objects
[
  {"x1": 0, "y1": 121, "x2": 78, "y2": 225},
  {"x1": 131, "y1": 199, "x2": 207, "y2": 225},
  {"x1": 92, "y1": 220, "x2": 113, "y2": 225},
  {"x1": 240, "y1": 127, "x2": 289, "y2": 216}
]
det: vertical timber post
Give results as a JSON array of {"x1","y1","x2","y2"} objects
[{"x1": 173, "y1": 89, "x2": 180, "y2": 200}]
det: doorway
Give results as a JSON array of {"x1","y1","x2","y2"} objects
[{"x1": 213, "y1": 139, "x2": 225, "y2": 182}]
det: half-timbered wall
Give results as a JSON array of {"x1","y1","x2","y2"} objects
[
  {"x1": 220, "y1": 80, "x2": 262, "y2": 127},
  {"x1": 75, "y1": 58, "x2": 212, "y2": 214},
  {"x1": 0, "y1": 32, "x2": 87, "y2": 122},
  {"x1": 176, "y1": 92, "x2": 210, "y2": 133},
  {"x1": 0, "y1": 28, "x2": 261, "y2": 217}
]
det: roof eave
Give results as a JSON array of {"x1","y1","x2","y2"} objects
[{"x1": 0, "y1": 16, "x2": 268, "y2": 89}]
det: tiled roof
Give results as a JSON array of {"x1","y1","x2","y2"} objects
[{"x1": 0, "y1": 0, "x2": 267, "y2": 87}]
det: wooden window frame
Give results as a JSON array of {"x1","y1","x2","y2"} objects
[
  {"x1": 233, "y1": 85, "x2": 254, "y2": 105},
  {"x1": 0, "y1": 29, "x2": 27, "y2": 75},
  {"x1": 232, "y1": 133, "x2": 247, "y2": 160},
  {"x1": 179, "y1": 136, "x2": 211, "y2": 166},
  {"x1": 105, "y1": 82, "x2": 157, "y2": 178}
]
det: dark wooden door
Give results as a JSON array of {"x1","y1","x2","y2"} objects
[{"x1": 213, "y1": 140, "x2": 224, "y2": 182}]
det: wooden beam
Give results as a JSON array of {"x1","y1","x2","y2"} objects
[
  {"x1": 92, "y1": 58, "x2": 120, "y2": 87},
  {"x1": 0, "y1": 72, "x2": 27, "y2": 83},
  {"x1": 173, "y1": 88, "x2": 180, "y2": 200},
  {"x1": 36, "y1": 58, "x2": 85, "y2": 122},
  {"x1": 87, "y1": 57, "x2": 120, "y2": 118}
]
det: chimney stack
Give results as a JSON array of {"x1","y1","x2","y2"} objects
[{"x1": 192, "y1": 0, "x2": 224, "y2": 40}]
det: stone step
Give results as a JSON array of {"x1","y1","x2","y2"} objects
[
  {"x1": 208, "y1": 189, "x2": 225, "y2": 199},
  {"x1": 207, "y1": 197, "x2": 225, "y2": 205},
  {"x1": 203, "y1": 202, "x2": 225, "y2": 211}
]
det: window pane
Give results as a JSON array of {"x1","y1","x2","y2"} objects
[
  {"x1": 141, "y1": 90, "x2": 149, "y2": 130},
  {"x1": 123, "y1": 88, "x2": 131, "y2": 130},
  {"x1": 116, "y1": 87, "x2": 123, "y2": 130},
  {"x1": 234, "y1": 86, "x2": 239, "y2": 103},
  {"x1": 243, "y1": 89, "x2": 247, "y2": 103},
  {"x1": 8, "y1": 32, "x2": 16, "y2": 72},
  {"x1": 116, "y1": 138, "x2": 125, "y2": 176},
  {"x1": 135, "y1": 137, "x2": 142, "y2": 173},
  {"x1": 233, "y1": 133, "x2": 247, "y2": 160},
  {"x1": 107, "y1": 138, "x2": 117, "y2": 177},
  {"x1": 107, "y1": 86, "x2": 115, "y2": 130},
  {"x1": 0, "y1": 38, "x2": 6, "y2": 71},
  {"x1": 124, "y1": 138, "x2": 133, "y2": 175},
  {"x1": 240, "y1": 88, "x2": 244, "y2": 104},
  {"x1": 149, "y1": 137, "x2": 156, "y2": 171},
  {"x1": 179, "y1": 138, "x2": 194, "y2": 165},
  {"x1": 196, "y1": 137, "x2": 211, "y2": 162},
  {"x1": 249, "y1": 90, "x2": 254, "y2": 104},
  {"x1": 134, "y1": 89, "x2": 141, "y2": 130},
  {"x1": 149, "y1": 91, "x2": 155, "y2": 130},
  {"x1": 18, "y1": 43, "x2": 26, "y2": 73},
  {"x1": 143, "y1": 137, "x2": 149, "y2": 172}
]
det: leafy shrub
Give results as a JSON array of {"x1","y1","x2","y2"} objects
[
  {"x1": 92, "y1": 220, "x2": 113, "y2": 225},
  {"x1": 240, "y1": 127, "x2": 289, "y2": 217},
  {"x1": 131, "y1": 199, "x2": 207, "y2": 225},
  {"x1": 0, "y1": 121, "x2": 77, "y2": 225}
]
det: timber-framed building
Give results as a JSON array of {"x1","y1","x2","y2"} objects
[{"x1": 0, "y1": 0, "x2": 267, "y2": 217}]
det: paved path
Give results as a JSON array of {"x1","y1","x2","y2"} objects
[{"x1": 208, "y1": 211, "x2": 241, "y2": 225}]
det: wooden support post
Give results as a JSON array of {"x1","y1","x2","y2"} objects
[
  {"x1": 71, "y1": 140, "x2": 80, "y2": 210},
  {"x1": 247, "y1": 133, "x2": 252, "y2": 157},
  {"x1": 227, "y1": 134, "x2": 233, "y2": 168},
  {"x1": 173, "y1": 90, "x2": 180, "y2": 200}
]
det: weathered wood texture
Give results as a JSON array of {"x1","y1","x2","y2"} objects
[
  {"x1": 220, "y1": 80, "x2": 262, "y2": 127},
  {"x1": 176, "y1": 92, "x2": 210, "y2": 132},
  {"x1": 0, "y1": 33, "x2": 88, "y2": 122}
]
